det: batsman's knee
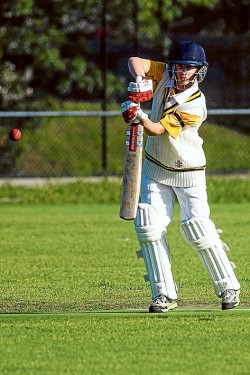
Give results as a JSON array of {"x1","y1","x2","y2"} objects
[
  {"x1": 180, "y1": 216, "x2": 240, "y2": 296},
  {"x1": 134, "y1": 203, "x2": 166, "y2": 242},
  {"x1": 134, "y1": 202, "x2": 177, "y2": 300},
  {"x1": 180, "y1": 216, "x2": 220, "y2": 251}
]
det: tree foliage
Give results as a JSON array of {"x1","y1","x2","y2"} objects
[{"x1": 0, "y1": 0, "x2": 248, "y2": 111}]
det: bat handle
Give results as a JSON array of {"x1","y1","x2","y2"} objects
[
  {"x1": 136, "y1": 75, "x2": 143, "y2": 84},
  {"x1": 131, "y1": 76, "x2": 142, "y2": 125},
  {"x1": 132, "y1": 118, "x2": 140, "y2": 125}
]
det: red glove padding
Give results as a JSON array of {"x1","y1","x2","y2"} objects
[
  {"x1": 128, "y1": 90, "x2": 153, "y2": 103},
  {"x1": 121, "y1": 101, "x2": 139, "y2": 124},
  {"x1": 127, "y1": 79, "x2": 153, "y2": 103}
]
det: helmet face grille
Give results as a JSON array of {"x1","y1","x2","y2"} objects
[
  {"x1": 168, "y1": 41, "x2": 208, "y2": 67},
  {"x1": 197, "y1": 65, "x2": 208, "y2": 82}
]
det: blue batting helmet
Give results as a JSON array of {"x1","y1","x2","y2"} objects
[
  {"x1": 168, "y1": 41, "x2": 208, "y2": 67},
  {"x1": 168, "y1": 41, "x2": 208, "y2": 84}
]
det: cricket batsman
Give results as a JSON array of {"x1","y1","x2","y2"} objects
[{"x1": 121, "y1": 40, "x2": 240, "y2": 312}]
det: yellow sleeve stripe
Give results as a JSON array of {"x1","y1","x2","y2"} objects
[
  {"x1": 146, "y1": 60, "x2": 166, "y2": 89},
  {"x1": 160, "y1": 111, "x2": 202, "y2": 139},
  {"x1": 174, "y1": 113, "x2": 185, "y2": 127},
  {"x1": 160, "y1": 114, "x2": 182, "y2": 139},
  {"x1": 176, "y1": 111, "x2": 201, "y2": 126}
]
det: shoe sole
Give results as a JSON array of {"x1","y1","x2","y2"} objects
[
  {"x1": 149, "y1": 302, "x2": 177, "y2": 313},
  {"x1": 222, "y1": 301, "x2": 240, "y2": 310}
]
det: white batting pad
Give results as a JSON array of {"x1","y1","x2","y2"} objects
[
  {"x1": 180, "y1": 217, "x2": 240, "y2": 296},
  {"x1": 134, "y1": 203, "x2": 177, "y2": 300}
]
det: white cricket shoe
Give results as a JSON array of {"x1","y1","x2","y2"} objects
[
  {"x1": 221, "y1": 289, "x2": 240, "y2": 310},
  {"x1": 149, "y1": 294, "x2": 177, "y2": 313}
]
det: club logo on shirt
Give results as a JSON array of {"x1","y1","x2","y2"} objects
[{"x1": 175, "y1": 160, "x2": 183, "y2": 168}]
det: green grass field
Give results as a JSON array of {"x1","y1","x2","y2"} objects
[{"x1": 0, "y1": 177, "x2": 249, "y2": 374}]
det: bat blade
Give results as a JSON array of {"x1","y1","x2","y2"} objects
[{"x1": 119, "y1": 121, "x2": 144, "y2": 220}]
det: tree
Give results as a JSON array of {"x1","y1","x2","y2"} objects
[
  {"x1": 0, "y1": 0, "x2": 248, "y2": 112},
  {"x1": 0, "y1": 0, "x2": 113, "y2": 110}
]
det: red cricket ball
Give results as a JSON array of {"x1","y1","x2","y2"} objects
[{"x1": 9, "y1": 128, "x2": 22, "y2": 141}]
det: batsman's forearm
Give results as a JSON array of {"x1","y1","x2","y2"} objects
[
  {"x1": 128, "y1": 57, "x2": 149, "y2": 79},
  {"x1": 140, "y1": 118, "x2": 166, "y2": 136}
]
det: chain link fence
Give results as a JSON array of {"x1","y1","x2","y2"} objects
[
  {"x1": 0, "y1": 6, "x2": 249, "y2": 178},
  {"x1": 0, "y1": 108, "x2": 249, "y2": 177}
]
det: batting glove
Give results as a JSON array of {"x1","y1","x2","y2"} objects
[
  {"x1": 136, "y1": 108, "x2": 148, "y2": 121},
  {"x1": 128, "y1": 78, "x2": 153, "y2": 103},
  {"x1": 121, "y1": 100, "x2": 139, "y2": 123},
  {"x1": 121, "y1": 101, "x2": 148, "y2": 123}
]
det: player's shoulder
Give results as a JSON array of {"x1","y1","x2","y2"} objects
[
  {"x1": 187, "y1": 86, "x2": 206, "y2": 103},
  {"x1": 198, "y1": 89, "x2": 206, "y2": 104},
  {"x1": 148, "y1": 60, "x2": 166, "y2": 72},
  {"x1": 146, "y1": 60, "x2": 167, "y2": 84}
]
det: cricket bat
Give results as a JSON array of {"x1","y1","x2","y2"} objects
[{"x1": 119, "y1": 119, "x2": 144, "y2": 220}]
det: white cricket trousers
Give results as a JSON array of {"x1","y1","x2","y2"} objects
[{"x1": 140, "y1": 174, "x2": 210, "y2": 227}]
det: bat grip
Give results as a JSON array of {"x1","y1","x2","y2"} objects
[
  {"x1": 131, "y1": 76, "x2": 142, "y2": 125},
  {"x1": 136, "y1": 75, "x2": 143, "y2": 84},
  {"x1": 132, "y1": 118, "x2": 140, "y2": 125}
]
